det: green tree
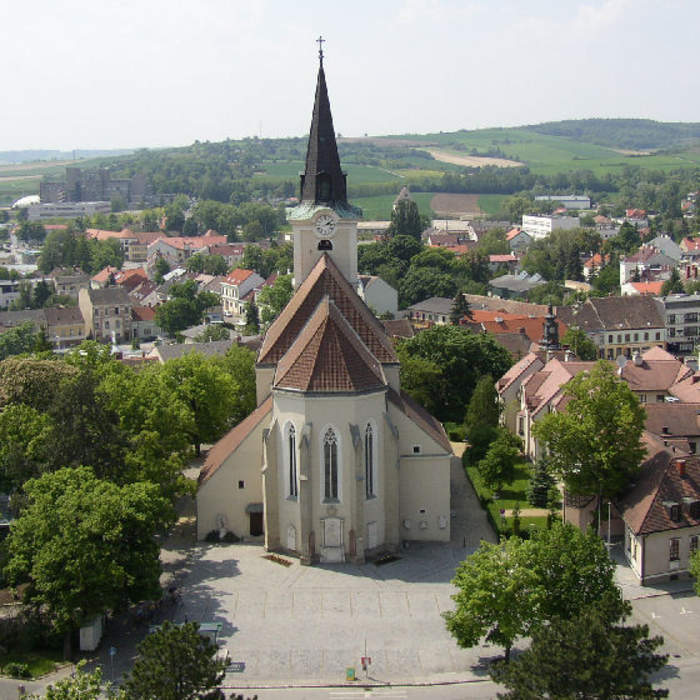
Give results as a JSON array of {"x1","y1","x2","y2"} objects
[
  {"x1": 27, "y1": 660, "x2": 119, "y2": 700},
  {"x1": 0, "y1": 357, "x2": 78, "y2": 409},
  {"x1": 244, "y1": 299, "x2": 260, "y2": 335},
  {"x1": 195, "y1": 324, "x2": 230, "y2": 342},
  {"x1": 0, "y1": 403, "x2": 53, "y2": 492},
  {"x1": 398, "y1": 325, "x2": 512, "y2": 423},
  {"x1": 154, "y1": 257, "x2": 171, "y2": 284},
  {"x1": 257, "y1": 274, "x2": 293, "y2": 325},
  {"x1": 661, "y1": 267, "x2": 684, "y2": 295},
  {"x1": 387, "y1": 198, "x2": 423, "y2": 240},
  {"x1": 533, "y1": 361, "x2": 646, "y2": 521},
  {"x1": 186, "y1": 254, "x2": 229, "y2": 276},
  {"x1": 444, "y1": 537, "x2": 537, "y2": 661},
  {"x1": 561, "y1": 327, "x2": 598, "y2": 360},
  {"x1": 465, "y1": 374, "x2": 499, "y2": 429},
  {"x1": 0, "y1": 321, "x2": 40, "y2": 359},
  {"x1": 526, "y1": 459, "x2": 555, "y2": 508},
  {"x1": 160, "y1": 353, "x2": 238, "y2": 455},
  {"x1": 5, "y1": 467, "x2": 170, "y2": 658},
  {"x1": 450, "y1": 292, "x2": 471, "y2": 325},
  {"x1": 398, "y1": 267, "x2": 457, "y2": 307},
  {"x1": 478, "y1": 431, "x2": 520, "y2": 495},
  {"x1": 490, "y1": 595, "x2": 668, "y2": 699},
  {"x1": 17, "y1": 220, "x2": 47, "y2": 243},
  {"x1": 122, "y1": 621, "x2": 226, "y2": 700}
]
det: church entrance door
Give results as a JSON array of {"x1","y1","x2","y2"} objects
[{"x1": 249, "y1": 512, "x2": 264, "y2": 536}]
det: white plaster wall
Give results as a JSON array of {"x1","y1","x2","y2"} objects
[
  {"x1": 642, "y1": 525, "x2": 700, "y2": 582},
  {"x1": 196, "y1": 416, "x2": 268, "y2": 540}
]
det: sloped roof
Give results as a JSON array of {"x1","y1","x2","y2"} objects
[
  {"x1": 198, "y1": 396, "x2": 272, "y2": 485},
  {"x1": 670, "y1": 374, "x2": 700, "y2": 403},
  {"x1": 87, "y1": 286, "x2": 131, "y2": 305},
  {"x1": 496, "y1": 352, "x2": 543, "y2": 393},
  {"x1": 44, "y1": 307, "x2": 84, "y2": 325},
  {"x1": 618, "y1": 435, "x2": 700, "y2": 536},
  {"x1": 382, "y1": 318, "x2": 415, "y2": 339},
  {"x1": 258, "y1": 254, "x2": 397, "y2": 366},
  {"x1": 274, "y1": 298, "x2": 385, "y2": 393},
  {"x1": 463, "y1": 294, "x2": 549, "y2": 316},
  {"x1": 225, "y1": 268, "x2": 255, "y2": 285},
  {"x1": 630, "y1": 281, "x2": 664, "y2": 295},
  {"x1": 131, "y1": 306, "x2": 156, "y2": 322},
  {"x1": 644, "y1": 403, "x2": 700, "y2": 438},
  {"x1": 558, "y1": 295, "x2": 665, "y2": 332},
  {"x1": 387, "y1": 388, "x2": 452, "y2": 453},
  {"x1": 620, "y1": 350, "x2": 693, "y2": 392}
]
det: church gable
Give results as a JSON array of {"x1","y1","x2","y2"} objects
[
  {"x1": 258, "y1": 254, "x2": 397, "y2": 367},
  {"x1": 274, "y1": 297, "x2": 386, "y2": 393}
]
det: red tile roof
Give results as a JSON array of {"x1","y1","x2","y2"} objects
[
  {"x1": 506, "y1": 227, "x2": 523, "y2": 241},
  {"x1": 274, "y1": 297, "x2": 386, "y2": 393},
  {"x1": 630, "y1": 281, "x2": 664, "y2": 295},
  {"x1": 387, "y1": 388, "x2": 452, "y2": 453},
  {"x1": 489, "y1": 254, "x2": 518, "y2": 263},
  {"x1": 258, "y1": 254, "x2": 397, "y2": 366},
  {"x1": 131, "y1": 306, "x2": 156, "y2": 322},
  {"x1": 198, "y1": 397, "x2": 272, "y2": 485},
  {"x1": 618, "y1": 436, "x2": 700, "y2": 536},
  {"x1": 224, "y1": 269, "x2": 255, "y2": 286},
  {"x1": 91, "y1": 266, "x2": 119, "y2": 283},
  {"x1": 152, "y1": 235, "x2": 227, "y2": 251}
]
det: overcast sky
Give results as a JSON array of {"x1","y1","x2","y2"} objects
[{"x1": 1, "y1": 0, "x2": 698, "y2": 151}]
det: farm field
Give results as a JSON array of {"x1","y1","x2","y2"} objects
[
  {"x1": 430, "y1": 193, "x2": 482, "y2": 217},
  {"x1": 353, "y1": 192, "x2": 436, "y2": 220},
  {"x1": 383, "y1": 128, "x2": 700, "y2": 176},
  {"x1": 477, "y1": 193, "x2": 508, "y2": 217}
]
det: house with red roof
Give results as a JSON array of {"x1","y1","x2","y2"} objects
[
  {"x1": 146, "y1": 232, "x2": 228, "y2": 272},
  {"x1": 221, "y1": 268, "x2": 265, "y2": 317},
  {"x1": 131, "y1": 305, "x2": 162, "y2": 341},
  {"x1": 505, "y1": 227, "x2": 532, "y2": 252}
]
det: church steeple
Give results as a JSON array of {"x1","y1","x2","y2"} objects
[{"x1": 299, "y1": 42, "x2": 348, "y2": 207}]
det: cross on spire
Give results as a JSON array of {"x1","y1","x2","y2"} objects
[{"x1": 316, "y1": 35, "x2": 325, "y2": 65}]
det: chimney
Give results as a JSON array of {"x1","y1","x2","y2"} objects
[{"x1": 676, "y1": 458, "x2": 687, "y2": 478}]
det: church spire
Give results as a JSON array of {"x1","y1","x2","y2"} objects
[{"x1": 299, "y1": 40, "x2": 348, "y2": 206}]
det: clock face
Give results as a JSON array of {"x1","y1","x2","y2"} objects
[{"x1": 314, "y1": 214, "x2": 337, "y2": 238}]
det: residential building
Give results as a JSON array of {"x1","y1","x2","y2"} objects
[
  {"x1": 619, "y1": 451, "x2": 700, "y2": 585},
  {"x1": 462, "y1": 294, "x2": 550, "y2": 316},
  {"x1": 78, "y1": 286, "x2": 132, "y2": 343},
  {"x1": 50, "y1": 267, "x2": 90, "y2": 299},
  {"x1": 658, "y1": 293, "x2": 700, "y2": 356},
  {"x1": 406, "y1": 297, "x2": 454, "y2": 326},
  {"x1": 647, "y1": 235, "x2": 682, "y2": 262},
  {"x1": 558, "y1": 295, "x2": 665, "y2": 359},
  {"x1": 644, "y1": 403, "x2": 700, "y2": 455},
  {"x1": 356, "y1": 275, "x2": 398, "y2": 317},
  {"x1": 534, "y1": 194, "x2": 591, "y2": 210},
  {"x1": 44, "y1": 307, "x2": 86, "y2": 347},
  {"x1": 147, "y1": 232, "x2": 227, "y2": 271},
  {"x1": 0, "y1": 278, "x2": 25, "y2": 308},
  {"x1": 197, "y1": 58, "x2": 453, "y2": 563},
  {"x1": 207, "y1": 243, "x2": 246, "y2": 268},
  {"x1": 619, "y1": 246, "x2": 675, "y2": 285},
  {"x1": 86, "y1": 229, "x2": 163, "y2": 263},
  {"x1": 462, "y1": 309, "x2": 567, "y2": 350},
  {"x1": 521, "y1": 215, "x2": 580, "y2": 240},
  {"x1": 488, "y1": 271, "x2": 545, "y2": 299},
  {"x1": 131, "y1": 306, "x2": 161, "y2": 341},
  {"x1": 221, "y1": 269, "x2": 265, "y2": 317},
  {"x1": 27, "y1": 202, "x2": 111, "y2": 221},
  {"x1": 620, "y1": 280, "x2": 665, "y2": 297},
  {"x1": 618, "y1": 347, "x2": 693, "y2": 404},
  {"x1": 506, "y1": 227, "x2": 532, "y2": 252}
]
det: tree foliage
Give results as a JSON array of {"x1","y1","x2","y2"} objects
[
  {"x1": 257, "y1": 273, "x2": 293, "y2": 325},
  {"x1": 5, "y1": 467, "x2": 170, "y2": 656},
  {"x1": 398, "y1": 325, "x2": 512, "y2": 423},
  {"x1": 532, "y1": 361, "x2": 646, "y2": 500},
  {"x1": 561, "y1": 327, "x2": 598, "y2": 361},
  {"x1": 122, "y1": 621, "x2": 226, "y2": 700},
  {"x1": 491, "y1": 594, "x2": 668, "y2": 699},
  {"x1": 387, "y1": 197, "x2": 423, "y2": 240},
  {"x1": 478, "y1": 431, "x2": 520, "y2": 494},
  {"x1": 445, "y1": 522, "x2": 623, "y2": 661}
]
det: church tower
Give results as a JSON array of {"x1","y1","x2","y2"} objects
[{"x1": 290, "y1": 41, "x2": 362, "y2": 288}]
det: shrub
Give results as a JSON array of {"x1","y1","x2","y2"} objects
[
  {"x1": 4, "y1": 661, "x2": 30, "y2": 679},
  {"x1": 222, "y1": 531, "x2": 240, "y2": 543},
  {"x1": 204, "y1": 530, "x2": 220, "y2": 543}
]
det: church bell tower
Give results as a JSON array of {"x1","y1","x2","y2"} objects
[{"x1": 290, "y1": 38, "x2": 362, "y2": 288}]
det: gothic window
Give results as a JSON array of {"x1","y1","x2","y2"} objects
[
  {"x1": 323, "y1": 427, "x2": 338, "y2": 501},
  {"x1": 287, "y1": 424, "x2": 297, "y2": 498},
  {"x1": 365, "y1": 422, "x2": 375, "y2": 499}
]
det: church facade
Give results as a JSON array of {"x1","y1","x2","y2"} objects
[{"x1": 196, "y1": 55, "x2": 453, "y2": 564}]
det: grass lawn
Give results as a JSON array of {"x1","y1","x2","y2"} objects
[
  {"x1": 465, "y1": 458, "x2": 548, "y2": 537},
  {"x1": 477, "y1": 194, "x2": 507, "y2": 217},
  {"x1": 0, "y1": 649, "x2": 65, "y2": 679},
  {"x1": 255, "y1": 160, "x2": 401, "y2": 184}
]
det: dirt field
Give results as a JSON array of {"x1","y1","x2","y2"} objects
[
  {"x1": 424, "y1": 148, "x2": 523, "y2": 168},
  {"x1": 0, "y1": 174, "x2": 41, "y2": 182},
  {"x1": 430, "y1": 193, "x2": 482, "y2": 217}
]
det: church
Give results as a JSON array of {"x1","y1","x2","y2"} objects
[{"x1": 196, "y1": 49, "x2": 453, "y2": 564}]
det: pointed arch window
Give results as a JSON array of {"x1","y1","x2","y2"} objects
[
  {"x1": 323, "y1": 427, "x2": 338, "y2": 501},
  {"x1": 288, "y1": 424, "x2": 297, "y2": 498},
  {"x1": 365, "y1": 422, "x2": 375, "y2": 498}
]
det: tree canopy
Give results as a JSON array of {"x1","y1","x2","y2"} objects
[
  {"x1": 5, "y1": 467, "x2": 170, "y2": 657},
  {"x1": 532, "y1": 361, "x2": 646, "y2": 501},
  {"x1": 491, "y1": 594, "x2": 668, "y2": 699},
  {"x1": 398, "y1": 325, "x2": 512, "y2": 423},
  {"x1": 122, "y1": 621, "x2": 226, "y2": 700}
]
